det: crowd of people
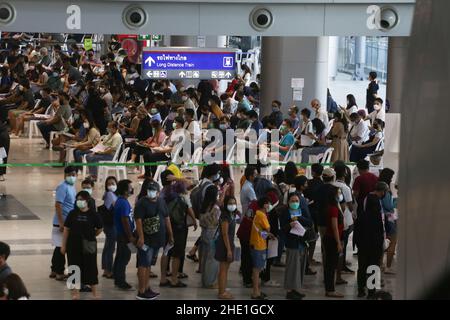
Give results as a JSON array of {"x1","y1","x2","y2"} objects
[{"x1": 0, "y1": 33, "x2": 396, "y2": 301}]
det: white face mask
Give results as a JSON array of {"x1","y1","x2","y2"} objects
[
  {"x1": 107, "y1": 184, "x2": 117, "y2": 192},
  {"x1": 337, "y1": 194, "x2": 344, "y2": 203},
  {"x1": 65, "y1": 176, "x2": 76, "y2": 185},
  {"x1": 83, "y1": 188, "x2": 93, "y2": 195},
  {"x1": 374, "y1": 104, "x2": 382, "y2": 111},
  {"x1": 289, "y1": 187, "x2": 297, "y2": 194},
  {"x1": 76, "y1": 200, "x2": 87, "y2": 210},
  {"x1": 227, "y1": 204, "x2": 237, "y2": 212},
  {"x1": 147, "y1": 190, "x2": 157, "y2": 199},
  {"x1": 83, "y1": 122, "x2": 89, "y2": 129}
]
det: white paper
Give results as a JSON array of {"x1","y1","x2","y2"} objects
[
  {"x1": 291, "y1": 78, "x2": 305, "y2": 88},
  {"x1": 290, "y1": 221, "x2": 306, "y2": 237},
  {"x1": 293, "y1": 89, "x2": 303, "y2": 101},
  {"x1": 267, "y1": 238, "x2": 279, "y2": 259},
  {"x1": 163, "y1": 243, "x2": 174, "y2": 256},
  {"x1": 33, "y1": 114, "x2": 51, "y2": 119},
  {"x1": 0, "y1": 147, "x2": 6, "y2": 159},
  {"x1": 300, "y1": 134, "x2": 314, "y2": 147},
  {"x1": 90, "y1": 144, "x2": 107, "y2": 153}
]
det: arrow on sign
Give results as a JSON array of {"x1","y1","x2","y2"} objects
[
  {"x1": 146, "y1": 71, "x2": 153, "y2": 77},
  {"x1": 145, "y1": 56, "x2": 156, "y2": 67},
  {"x1": 225, "y1": 72, "x2": 232, "y2": 78},
  {"x1": 179, "y1": 71, "x2": 186, "y2": 78}
]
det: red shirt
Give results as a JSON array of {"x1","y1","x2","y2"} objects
[
  {"x1": 325, "y1": 206, "x2": 344, "y2": 239},
  {"x1": 353, "y1": 172, "x2": 378, "y2": 203}
]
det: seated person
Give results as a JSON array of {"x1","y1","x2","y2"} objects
[
  {"x1": 270, "y1": 119, "x2": 295, "y2": 160},
  {"x1": 295, "y1": 108, "x2": 315, "y2": 148},
  {"x1": 350, "y1": 119, "x2": 384, "y2": 162},
  {"x1": 0, "y1": 67, "x2": 13, "y2": 94},
  {"x1": 118, "y1": 105, "x2": 139, "y2": 138},
  {"x1": 300, "y1": 118, "x2": 328, "y2": 163},
  {"x1": 85, "y1": 121, "x2": 123, "y2": 181},
  {"x1": 349, "y1": 112, "x2": 370, "y2": 146},
  {"x1": 7, "y1": 79, "x2": 35, "y2": 137},
  {"x1": 72, "y1": 110, "x2": 101, "y2": 163},
  {"x1": 129, "y1": 119, "x2": 166, "y2": 167},
  {"x1": 52, "y1": 118, "x2": 86, "y2": 163},
  {"x1": 12, "y1": 87, "x2": 53, "y2": 137},
  {"x1": 37, "y1": 91, "x2": 72, "y2": 148},
  {"x1": 140, "y1": 117, "x2": 185, "y2": 179}
]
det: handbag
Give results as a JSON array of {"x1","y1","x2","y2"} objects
[{"x1": 82, "y1": 239, "x2": 97, "y2": 254}]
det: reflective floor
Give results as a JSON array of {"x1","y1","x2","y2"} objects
[{"x1": 0, "y1": 137, "x2": 397, "y2": 300}]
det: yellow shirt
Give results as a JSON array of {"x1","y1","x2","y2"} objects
[{"x1": 250, "y1": 210, "x2": 270, "y2": 250}]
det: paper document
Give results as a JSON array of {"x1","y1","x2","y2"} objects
[
  {"x1": 163, "y1": 243, "x2": 174, "y2": 256},
  {"x1": 33, "y1": 114, "x2": 51, "y2": 119},
  {"x1": 90, "y1": 144, "x2": 107, "y2": 153},
  {"x1": 290, "y1": 221, "x2": 306, "y2": 237},
  {"x1": 0, "y1": 147, "x2": 7, "y2": 159},
  {"x1": 267, "y1": 238, "x2": 279, "y2": 259}
]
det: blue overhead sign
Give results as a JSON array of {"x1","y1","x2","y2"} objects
[{"x1": 141, "y1": 48, "x2": 237, "y2": 80}]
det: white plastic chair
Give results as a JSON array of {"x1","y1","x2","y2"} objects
[
  {"x1": 49, "y1": 115, "x2": 73, "y2": 150},
  {"x1": 306, "y1": 147, "x2": 334, "y2": 178},
  {"x1": 98, "y1": 146, "x2": 129, "y2": 183},
  {"x1": 180, "y1": 147, "x2": 203, "y2": 181}
]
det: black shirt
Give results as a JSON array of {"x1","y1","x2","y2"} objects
[
  {"x1": 136, "y1": 115, "x2": 153, "y2": 141},
  {"x1": 64, "y1": 208, "x2": 103, "y2": 242},
  {"x1": 197, "y1": 80, "x2": 213, "y2": 107},
  {"x1": 366, "y1": 80, "x2": 379, "y2": 112},
  {"x1": 354, "y1": 193, "x2": 384, "y2": 251},
  {"x1": 134, "y1": 197, "x2": 169, "y2": 248},
  {"x1": 315, "y1": 183, "x2": 337, "y2": 228}
]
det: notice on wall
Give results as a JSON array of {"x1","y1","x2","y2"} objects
[
  {"x1": 84, "y1": 38, "x2": 93, "y2": 51},
  {"x1": 293, "y1": 88, "x2": 303, "y2": 101},
  {"x1": 291, "y1": 78, "x2": 305, "y2": 89}
]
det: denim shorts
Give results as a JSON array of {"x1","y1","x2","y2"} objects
[
  {"x1": 137, "y1": 246, "x2": 157, "y2": 268},
  {"x1": 251, "y1": 249, "x2": 267, "y2": 270}
]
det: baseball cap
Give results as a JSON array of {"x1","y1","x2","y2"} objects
[{"x1": 322, "y1": 168, "x2": 336, "y2": 178}]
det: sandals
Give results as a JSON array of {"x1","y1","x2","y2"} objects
[
  {"x1": 159, "y1": 281, "x2": 171, "y2": 287},
  {"x1": 149, "y1": 271, "x2": 158, "y2": 278},
  {"x1": 186, "y1": 254, "x2": 199, "y2": 262},
  {"x1": 178, "y1": 273, "x2": 188, "y2": 279},
  {"x1": 170, "y1": 281, "x2": 187, "y2": 288},
  {"x1": 218, "y1": 292, "x2": 234, "y2": 300}
]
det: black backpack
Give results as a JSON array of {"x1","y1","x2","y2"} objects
[
  {"x1": 190, "y1": 179, "x2": 214, "y2": 219},
  {"x1": 98, "y1": 204, "x2": 114, "y2": 227}
]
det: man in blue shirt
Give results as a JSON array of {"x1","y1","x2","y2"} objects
[
  {"x1": 113, "y1": 179, "x2": 136, "y2": 290},
  {"x1": 50, "y1": 166, "x2": 77, "y2": 281}
]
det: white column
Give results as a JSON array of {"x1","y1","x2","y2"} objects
[{"x1": 387, "y1": 37, "x2": 409, "y2": 113}]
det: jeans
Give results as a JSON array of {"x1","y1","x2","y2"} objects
[
  {"x1": 51, "y1": 247, "x2": 66, "y2": 274},
  {"x1": 101, "y1": 225, "x2": 117, "y2": 272},
  {"x1": 239, "y1": 239, "x2": 253, "y2": 285},
  {"x1": 199, "y1": 227, "x2": 219, "y2": 287},
  {"x1": 113, "y1": 236, "x2": 131, "y2": 286},
  {"x1": 323, "y1": 236, "x2": 339, "y2": 292},
  {"x1": 73, "y1": 149, "x2": 92, "y2": 164},
  {"x1": 86, "y1": 153, "x2": 114, "y2": 176},
  {"x1": 37, "y1": 121, "x2": 57, "y2": 145},
  {"x1": 301, "y1": 145, "x2": 328, "y2": 163}
]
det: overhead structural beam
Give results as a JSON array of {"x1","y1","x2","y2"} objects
[{"x1": 0, "y1": 0, "x2": 415, "y2": 36}]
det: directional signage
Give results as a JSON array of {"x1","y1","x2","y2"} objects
[{"x1": 141, "y1": 47, "x2": 237, "y2": 80}]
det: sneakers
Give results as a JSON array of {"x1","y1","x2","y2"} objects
[
  {"x1": 286, "y1": 291, "x2": 305, "y2": 300},
  {"x1": 116, "y1": 282, "x2": 133, "y2": 291},
  {"x1": 136, "y1": 290, "x2": 159, "y2": 300},
  {"x1": 262, "y1": 280, "x2": 281, "y2": 287}
]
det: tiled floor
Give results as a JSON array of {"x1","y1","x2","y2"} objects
[{"x1": 0, "y1": 133, "x2": 397, "y2": 300}]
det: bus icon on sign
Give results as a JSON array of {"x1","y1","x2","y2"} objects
[{"x1": 223, "y1": 57, "x2": 233, "y2": 67}]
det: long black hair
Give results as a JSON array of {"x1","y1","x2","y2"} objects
[
  {"x1": 346, "y1": 94, "x2": 357, "y2": 109},
  {"x1": 312, "y1": 118, "x2": 326, "y2": 136},
  {"x1": 201, "y1": 185, "x2": 219, "y2": 214}
]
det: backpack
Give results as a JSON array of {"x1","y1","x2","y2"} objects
[
  {"x1": 190, "y1": 179, "x2": 214, "y2": 219},
  {"x1": 167, "y1": 196, "x2": 188, "y2": 226}
]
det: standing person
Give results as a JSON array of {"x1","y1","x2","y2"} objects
[
  {"x1": 280, "y1": 193, "x2": 313, "y2": 300},
  {"x1": 355, "y1": 182, "x2": 389, "y2": 298},
  {"x1": 199, "y1": 186, "x2": 221, "y2": 288},
  {"x1": 378, "y1": 169, "x2": 397, "y2": 274},
  {"x1": 61, "y1": 191, "x2": 103, "y2": 300},
  {"x1": 134, "y1": 181, "x2": 172, "y2": 300},
  {"x1": 249, "y1": 197, "x2": 274, "y2": 300},
  {"x1": 0, "y1": 241, "x2": 12, "y2": 283},
  {"x1": 329, "y1": 111, "x2": 350, "y2": 163},
  {"x1": 366, "y1": 71, "x2": 379, "y2": 114},
  {"x1": 240, "y1": 166, "x2": 258, "y2": 216},
  {"x1": 353, "y1": 160, "x2": 378, "y2": 206},
  {"x1": 0, "y1": 118, "x2": 10, "y2": 182},
  {"x1": 323, "y1": 186, "x2": 345, "y2": 298},
  {"x1": 112, "y1": 179, "x2": 136, "y2": 290},
  {"x1": 50, "y1": 166, "x2": 77, "y2": 281},
  {"x1": 215, "y1": 196, "x2": 239, "y2": 300},
  {"x1": 100, "y1": 176, "x2": 118, "y2": 279}
]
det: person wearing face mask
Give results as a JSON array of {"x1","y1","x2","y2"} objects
[
  {"x1": 7, "y1": 78, "x2": 35, "y2": 138},
  {"x1": 349, "y1": 112, "x2": 370, "y2": 147},
  {"x1": 288, "y1": 105, "x2": 300, "y2": 131},
  {"x1": 81, "y1": 178, "x2": 96, "y2": 210},
  {"x1": 322, "y1": 186, "x2": 345, "y2": 298},
  {"x1": 112, "y1": 179, "x2": 136, "y2": 290},
  {"x1": 99, "y1": 84, "x2": 113, "y2": 121},
  {"x1": 72, "y1": 110, "x2": 101, "y2": 163},
  {"x1": 296, "y1": 108, "x2": 315, "y2": 148},
  {"x1": 279, "y1": 192, "x2": 313, "y2": 300},
  {"x1": 61, "y1": 191, "x2": 103, "y2": 300},
  {"x1": 50, "y1": 166, "x2": 77, "y2": 281},
  {"x1": 85, "y1": 121, "x2": 123, "y2": 181},
  {"x1": 267, "y1": 100, "x2": 283, "y2": 128},
  {"x1": 100, "y1": 176, "x2": 118, "y2": 279},
  {"x1": 208, "y1": 95, "x2": 224, "y2": 121},
  {"x1": 354, "y1": 182, "x2": 389, "y2": 299},
  {"x1": 366, "y1": 71, "x2": 379, "y2": 114},
  {"x1": 134, "y1": 181, "x2": 172, "y2": 299},
  {"x1": 350, "y1": 118, "x2": 384, "y2": 163},
  {"x1": 311, "y1": 99, "x2": 329, "y2": 130},
  {"x1": 215, "y1": 195, "x2": 240, "y2": 299},
  {"x1": 249, "y1": 197, "x2": 275, "y2": 300},
  {"x1": 271, "y1": 119, "x2": 295, "y2": 160},
  {"x1": 183, "y1": 108, "x2": 201, "y2": 147},
  {"x1": 368, "y1": 97, "x2": 386, "y2": 124},
  {"x1": 149, "y1": 105, "x2": 162, "y2": 123}
]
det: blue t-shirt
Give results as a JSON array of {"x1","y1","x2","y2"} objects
[
  {"x1": 53, "y1": 181, "x2": 76, "y2": 225},
  {"x1": 114, "y1": 197, "x2": 135, "y2": 237},
  {"x1": 280, "y1": 132, "x2": 295, "y2": 157}
]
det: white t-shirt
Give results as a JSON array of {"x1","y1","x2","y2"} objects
[
  {"x1": 315, "y1": 109, "x2": 329, "y2": 129},
  {"x1": 333, "y1": 180, "x2": 353, "y2": 203},
  {"x1": 183, "y1": 120, "x2": 201, "y2": 143},
  {"x1": 368, "y1": 108, "x2": 386, "y2": 124},
  {"x1": 346, "y1": 105, "x2": 358, "y2": 117},
  {"x1": 350, "y1": 120, "x2": 370, "y2": 145}
]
